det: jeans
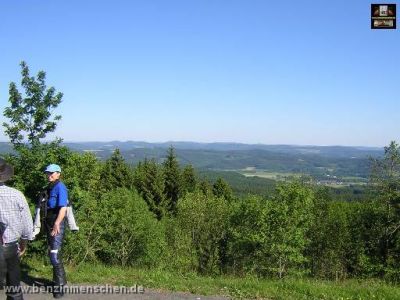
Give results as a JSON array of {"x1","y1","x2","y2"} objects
[
  {"x1": 0, "y1": 242, "x2": 23, "y2": 300},
  {"x1": 45, "y1": 215, "x2": 67, "y2": 288}
]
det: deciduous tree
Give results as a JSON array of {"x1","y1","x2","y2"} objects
[{"x1": 3, "y1": 61, "x2": 63, "y2": 148}]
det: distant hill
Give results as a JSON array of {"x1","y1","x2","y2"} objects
[
  {"x1": 60, "y1": 141, "x2": 382, "y2": 158},
  {"x1": 0, "y1": 141, "x2": 383, "y2": 178},
  {"x1": 0, "y1": 142, "x2": 13, "y2": 154}
]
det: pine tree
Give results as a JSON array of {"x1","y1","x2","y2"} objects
[
  {"x1": 144, "y1": 159, "x2": 166, "y2": 220},
  {"x1": 163, "y1": 146, "x2": 181, "y2": 214},
  {"x1": 198, "y1": 179, "x2": 213, "y2": 197},
  {"x1": 100, "y1": 149, "x2": 134, "y2": 191},
  {"x1": 134, "y1": 158, "x2": 166, "y2": 220},
  {"x1": 181, "y1": 164, "x2": 197, "y2": 194},
  {"x1": 213, "y1": 177, "x2": 233, "y2": 201}
]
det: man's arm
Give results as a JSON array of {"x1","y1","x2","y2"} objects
[
  {"x1": 51, "y1": 207, "x2": 67, "y2": 236},
  {"x1": 19, "y1": 192, "x2": 34, "y2": 240},
  {"x1": 19, "y1": 239, "x2": 28, "y2": 257},
  {"x1": 18, "y1": 192, "x2": 34, "y2": 256}
]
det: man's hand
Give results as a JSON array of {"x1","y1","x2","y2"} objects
[
  {"x1": 51, "y1": 222, "x2": 61, "y2": 236},
  {"x1": 18, "y1": 239, "x2": 28, "y2": 257},
  {"x1": 51, "y1": 207, "x2": 67, "y2": 236}
]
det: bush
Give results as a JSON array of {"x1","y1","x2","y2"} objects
[
  {"x1": 229, "y1": 182, "x2": 314, "y2": 278},
  {"x1": 93, "y1": 188, "x2": 166, "y2": 267},
  {"x1": 166, "y1": 190, "x2": 230, "y2": 274}
]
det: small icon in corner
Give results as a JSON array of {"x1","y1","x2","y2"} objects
[{"x1": 371, "y1": 4, "x2": 396, "y2": 29}]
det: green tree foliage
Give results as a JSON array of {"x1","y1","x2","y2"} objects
[
  {"x1": 62, "y1": 190, "x2": 99, "y2": 264},
  {"x1": 89, "y1": 188, "x2": 165, "y2": 267},
  {"x1": 2, "y1": 61, "x2": 66, "y2": 200},
  {"x1": 266, "y1": 182, "x2": 315, "y2": 278},
  {"x1": 163, "y1": 146, "x2": 181, "y2": 214},
  {"x1": 213, "y1": 177, "x2": 233, "y2": 201},
  {"x1": 198, "y1": 169, "x2": 276, "y2": 198},
  {"x1": 99, "y1": 149, "x2": 134, "y2": 191},
  {"x1": 59, "y1": 153, "x2": 103, "y2": 263},
  {"x1": 169, "y1": 191, "x2": 230, "y2": 274},
  {"x1": 227, "y1": 195, "x2": 266, "y2": 275},
  {"x1": 181, "y1": 164, "x2": 197, "y2": 194},
  {"x1": 345, "y1": 202, "x2": 377, "y2": 277},
  {"x1": 229, "y1": 182, "x2": 314, "y2": 278},
  {"x1": 369, "y1": 141, "x2": 400, "y2": 280},
  {"x1": 307, "y1": 192, "x2": 353, "y2": 279},
  {"x1": 198, "y1": 179, "x2": 213, "y2": 197},
  {"x1": 62, "y1": 151, "x2": 103, "y2": 197},
  {"x1": 3, "y1": 61, "x2": 63, "y2": 147},
  {"x1": 133, "y1": 159, "x2": 166, "y2": 220},
  {"x1": 5, "y1": 142, "x2": 72, "y2": 201}
]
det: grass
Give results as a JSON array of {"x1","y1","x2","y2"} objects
[
  {"x1": 22, "y1": 258, "x2": 400, "y2": 300},
  {"x1": 239, "y1": 170, "x2": 368, "y2": 188},
  {"x1": 240, "y1": 170, "x2": 302, "y2": 181}
]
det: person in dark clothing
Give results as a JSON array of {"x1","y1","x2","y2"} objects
[
  {"x1": 0, "y1": 158, "x2": 33, "y2": 300},
  {"x1": 44, "y1": 164, "x2": 68, "y2": 299}
]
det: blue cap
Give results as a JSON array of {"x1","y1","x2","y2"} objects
[{"x1": 45, "y1": 164, "x2": 62, "y2": 173}]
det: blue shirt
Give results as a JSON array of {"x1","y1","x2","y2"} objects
[{"x1": 47, "y1": 181, "x2": 68, "y2": 209}]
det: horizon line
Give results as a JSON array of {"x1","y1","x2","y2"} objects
[{"x1": 0, "y1": 139, "x2": 385, "y2": 149}]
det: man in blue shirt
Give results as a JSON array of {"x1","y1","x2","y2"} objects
[{"x1": 44, "y1": 164, "x2": 68, "y2": 299}]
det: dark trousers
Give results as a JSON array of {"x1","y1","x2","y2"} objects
[
  {"x1": 0, "y1": 242, "x2": 23, "y2": 300},
  {"x1": 45, "y1": 215, "x2": 67, "y2": 288}
]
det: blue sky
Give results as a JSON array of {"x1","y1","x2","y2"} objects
[{"x1": 0, "y1": 0, "x2": 398, "y2": 146}]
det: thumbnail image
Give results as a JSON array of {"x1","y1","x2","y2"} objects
[{"x1": 371, "y1": 4, "x2": 396, "y2": 29}]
